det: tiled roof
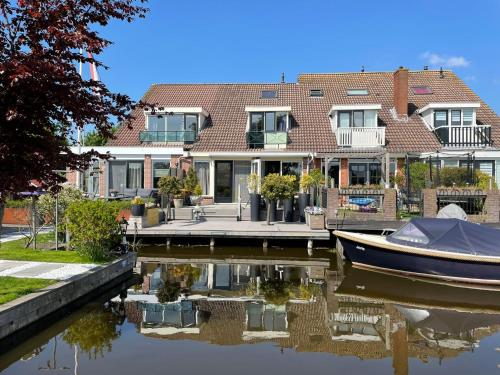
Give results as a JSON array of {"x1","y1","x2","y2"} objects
[{"x1": 109, "y1": 70, "x2": 499, "y2": 154}]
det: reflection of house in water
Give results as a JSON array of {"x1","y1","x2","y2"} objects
[{"x1": 124, "y1": 256, "x2": 500, "y2": 371}]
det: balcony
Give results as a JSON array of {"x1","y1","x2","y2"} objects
[
  {"x1": 247, "y1": 131, "x2": 288, "y2": 149},
  {"x1": 335, "y1": 127, "x2": 385, "y2": 148},
  {"x1": 140, "y1": 131, "x2": 196, "y2": 143},
  {"x1": 434, "y1": 125, "x2": 491, "y2": 148}
]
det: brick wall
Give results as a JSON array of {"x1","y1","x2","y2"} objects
[
  {"x1": 170, "y1": 155, "x2": 192, "y2": 177},
  {"x1": 382, "y1": 189, "x2": 397, "y2": 221},
  {"x1": 66, "y1": 169, "x2": 76, "y2": 186},
  {"x1": 484, "y1": 189, "x2": 500, "y2": 222},
  {"x1": 326, "y1": 188, "x2": 339, "y2": 220},
  {"x1": 144, "y1": 155, "x2": 152, "y2": 189},
  {"x1": 422, "y1": 189, "x2": 437, "y2": 218},
  {"x1": 340, "y1": 159, "x2": 348, "y2": 187},
  {"x1": 99, "y1": 161, "x2": 106, "y2": 197}
]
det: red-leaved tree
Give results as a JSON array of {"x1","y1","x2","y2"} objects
[{"x1": 0, "y1": 0, "x2": 148, "y2": 207}]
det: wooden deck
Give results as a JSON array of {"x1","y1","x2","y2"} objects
[{"x1": 128, "y1": 220, "x2": 330, "y2": 242}]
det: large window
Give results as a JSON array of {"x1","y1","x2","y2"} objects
[
  {"x1": 434, "y1": 109, "x2": 474, "y2": 127},
  {"x1": 338, "y1": 110, "x2": 377, "y2": 128},
  {"x1": 83, "y1": 160, "x2": 100, "y2": 197},
  {"x1": 194, "y1": 161, "x2": 210, "y2": 195},
  {"x1": 282, "y1": 162, "x2": 302, "y2": 180},
  {"x1": 148, "y1": 114, "x2": 198, "y2": 133},
  {"x1": 250, "y1": 112, "x2": 288, "y2": 132},
  {"x1": 108, "y1": 160, "x2": 144, "y2": 192},
  {"x1": 152, "y1": 160, "x2": 170, "y2": 188},
  {"x1": 349, "y1": 162, "x2": 382, "y2": 186}
]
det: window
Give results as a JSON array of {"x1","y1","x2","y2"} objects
[
  {"x1": 463, "y1": 109, "x2": 473, "y2": 125},
  {"x1": 261, "y1": 90, "x2": 277, "y2": 99},
  {"x1": 108, "y1": 160, "x2": 144, "y2": 192},
  {"x1": 309, "y1": 89, "x2": 324, "y2": 97},
  {"x1": 347, "y1": 88, "x2": 369, "y2": 96},
  {"x1": 148, "y1": 114, "x2": 198, "y2": 134},
  {"x1": 434, "y1": 110, "x2": 448, "y2": 127},
  {"x1": 148, "y1": 115, "x2": 166, "y2": 132},
  {"x1": 152, "y1": 161, "x2": 170, "y2": 188},
  {"x1": 369, "y1": 163, "x2": 381, "y2": 185},
  {"x1": 127, "y1": 162, "x2": 143, "y2": 189},
  {"x1": 337, "y1": 110, "x2": 377, "y2": 128},
  {"x1": 411, "y1": 86, "x2": 433, "y2": 95},
  {"x1": 451, "y1": 110, "x2": 461, "y2": 126},
  {"x1": 282, "y1": 162, "x2": 302, "y2": 180},
  {"x1": 250, "y1": 112, "x2": 288, "y2": 132},
  {"x1": 83, "y1": 161, "x2": 100, "y2": 197},
  {"x1": 195, "y1": 161, "x2": 210, "y2": 195},
  {"x1": 349, "y1": 164, "x2": 367, "y2": 185}
]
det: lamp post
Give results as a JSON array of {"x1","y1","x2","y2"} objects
[{"x1": 119, "y1": 216, "x2": 128, "y2": 253}]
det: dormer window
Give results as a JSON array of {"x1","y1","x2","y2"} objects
[
  {"x1": 245, "y1": 106, "x2": 291, "y2": 149},
  {"x1": 309, "y1": 89, "x2": 324, "y2": 97},
  {"x1": 433, "y1": 108, "x2": 474, "y2": 128},
  {"x1": 250, "y1": 112, "x2": 287, "y2": 132}
]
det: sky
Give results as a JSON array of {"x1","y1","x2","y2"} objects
[{"x1": 94, "y1": 0, "x2": 500, "y2": 113}]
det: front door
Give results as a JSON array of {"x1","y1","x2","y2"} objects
[{"x1": 215, "y1": 161, "x2": 233, "y2": 203}]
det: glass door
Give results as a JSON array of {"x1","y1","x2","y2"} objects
[{"x1": 215, "y1": 161, "x2": 233, "y2": 203}]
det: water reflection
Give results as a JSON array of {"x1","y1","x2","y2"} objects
[{"x1": 4, "y1": 247, "x2": 500, "y2": 374}]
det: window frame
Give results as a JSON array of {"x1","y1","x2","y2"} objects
[
  {"x1": 152, "y1": 160, "x2": 171, "y2": 189},
  {"x1": 249, "y1": 111, "x2": 289, "y2": 133},
  {"x1": 434, "y1": 110, "x2": 449, "y2": 128},
  {"x1": 147, "y1": 113, "x2": 199, "y2": 133}
]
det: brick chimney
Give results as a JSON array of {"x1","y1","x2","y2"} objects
[{"x1": 393, "y1": 67, "x2": 409, "y2": 116}]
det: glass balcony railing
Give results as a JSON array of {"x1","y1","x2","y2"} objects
[
  {"x1": 139, "y1": 131, "x2": 196, "y2": 143},
  {"x1": 246, "y1": 131, "x2": 288, "y2": 148}
]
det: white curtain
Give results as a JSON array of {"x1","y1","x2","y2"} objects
[
  {"x1": 127, "y1": 162, "x2": 143, "y2": 189},
  {"x1": 195, "y1": 162, "x2": 209, "y2": 195}
]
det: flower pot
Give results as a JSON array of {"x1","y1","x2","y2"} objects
[
  {"x1": 131, "y1": 204, "x2": 145, "y2": 217},
  {"x1": 146, "y1": 207, "x2": 160, "y2": 227},
  {"x1": 298, "y1": 193, "x2": 310, "y2": 223},
  {"x1": 190, "y1": 196, "x2": 200, "y2": 206},
  {"x1": 250, "y1": 193, "x2": 261, "y2": 221},
  {"x1": 173, "y1": 198, "x2": 184, "y2": 208},
  {"x1": 268, "y1": 200, "x2": 277, "y2": 222},
  {"x1": 308, "y1": 213, "x2": 325, "y2": 230},
  {"x1": 283, "y1": 198, "x2": 294, "y2": 222}
]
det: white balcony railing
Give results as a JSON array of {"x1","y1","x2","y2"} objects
[{"x1": 335, "y1": 127, "x2": 385, "y2": 148}]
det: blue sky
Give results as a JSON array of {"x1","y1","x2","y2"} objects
[{"x1": 95, "y1": 0, "x2": 500, "y2": 113}]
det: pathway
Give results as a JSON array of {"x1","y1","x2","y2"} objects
[{"x1": 0, "y1": 260, "x2": 97, "y2": 280}]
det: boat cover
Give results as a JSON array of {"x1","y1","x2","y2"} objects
[{"x1": 387, "y1": 218, "x2": 500, "y2": 256}]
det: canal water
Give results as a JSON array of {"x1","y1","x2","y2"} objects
[{"x1": 2, "y1": 245, "x2": 500, "y2": 374}]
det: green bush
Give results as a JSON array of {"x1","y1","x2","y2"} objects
[
  {"x1": 107, "y1": 200, "x2": 132, "y2": 211},
  {"x1": 439, "y1": 167, "x2": 471, "y2": 187},
  {"x1": 158, "y1": 176, "x2": 181, "y2": 197},
  {"x1": 261, "y1": 173, "x2": 296, "y2": 201},
  {"x1": 156, "y1": 281, "x2": 181, "y2": 303},
  {"x1": 5, "y1": 198, "x2": 31, "y2": 208},
  {"x1": 183, "y1": 167, "x2": 199, "y2": 195},
  {"x1": 38, "y1": 185, "x2": 83, "y2": 228},
  {"x1": 476, "y1": 170, "x2": 498, "y2": 190},
  {"x1": 66, "y1": 200, "x2": 121, "y2": 261}
]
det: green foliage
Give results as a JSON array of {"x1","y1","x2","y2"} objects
[
  {"x1": 300, "y1": 173, "x2": 315, "y2": 193},
  {"x1": 4, "y1": 198, "x2": 31, "y2": 208},
  {"x1": 66, "y1": 200, "x2": 121, "y2": 261},
  {"x1": 156, "y1": 281, "x2": 181, "y2": 303},
  {"x1": 83, "y1": 126, "x2": 118, "y2": 146},
  {"x1": 247, "y1": 173, "x2": 260, "y2": 193},
  {"x1": 261, "y1": 173, "x2": 297, "y2": 201},
  {"x1": 298, "y1": 283, "x2": 321, "y2": 300},
  {"x1": 62, "y1": 306, "x2": 121, "y2": 359},
  {"x1": 399, "y1": 162, "x2": 432, "y2": 191},
  {"x1": 309, "y1": 168, "x2": 325, "y2": 187},
  {"x1": 0, "y1": 276, "x2": 56, "y2": 305},
  {"x1": 260, "y1": 279, "x2": 292, "y2": 306},
  {"x1": 158, "y1": 176, "x2": 181, "y2": 197},
  {"x1": 476, "y1": 170, "x2": 497, "y2": 190},
  {"x1": 107, "y1": 200, "x2": 131, "y2": 211},
  {"x1": 439, "y1": 167, "x2": 471, "y2": 187},
  {"x1": 193, "y1": 184, "x2": 203, "y2": 196},
  {"x1": 38, "y1": 185, "x2": 84, "y2": 229},
  {"x1": 183, "y1": 167, "x2": 199, "y2": 194}
]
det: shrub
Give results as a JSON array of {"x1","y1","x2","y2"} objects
[
  {"x1": 156, "y1": 281, "x2": 181, "y2": 303},
  {"x1": 300, "y1": 173, "x2": 314, "y2": 193},
  {"x1": 247, "y1": 173, "x2": 260, "y2": 194},
  {"x1": 261, "y1": 173, "x2": 296, "y2": 202},
  {"x1": 66, "y1": 200, "x2": 121, "y2": 261},
  {"x1": 476, "y1": 170, "x2": 498, "y2": 190},
  {"x1": 38, "y1": 185, "x2": 84, "y2": 228},
  {"x1": 261, "y1": 279, "x2": 292, "y2": 306},
  {"x1": 107, "y1": 200, "x2": 131, "y2": 211},
  {"x1": 193, "y1": 184, "x2": 203, "y2": 196},
  {"x1": 5, "y1": 198, "x2": 31, "y2": 208},
  {"x1": 439, "y1": 167, "x2": 471, "y2": 187},
  {"x1": 183, "y1": 167, "x2": 199, "y2": 195},
  {"x1": 158, "y1": 176, "x2": 181, "y2": 197}
]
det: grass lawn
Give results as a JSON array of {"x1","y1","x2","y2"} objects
[
  {"x1": 0, "y1": 276, "x2": 56, "y2": 305},
  {"x1": 0, "y1": 232, "x2": 93, "y2": 263}
]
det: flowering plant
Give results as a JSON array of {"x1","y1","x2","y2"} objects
[{"x1": 304, "y1": 206, "x2": 325, "y2": 215}]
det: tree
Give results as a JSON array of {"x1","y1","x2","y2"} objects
[
  {"x1": 261, "y1": 174, "x2": 296, "y2": 225},
  {"x1": 158, "y1": 176, "x2": 181, "y2": 220},
  {"x1": 0, "y1": 0, "x2": 148, "y2": 223},
  {"x1": 83, "y1": 126, "x2": 119, "y2": 146}
]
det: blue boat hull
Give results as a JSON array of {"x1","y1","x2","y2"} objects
[{"x1": 338, "y1": 236, "x2": 500, "y2": 284}]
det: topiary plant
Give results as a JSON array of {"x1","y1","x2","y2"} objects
[
  {"x1": 158, "y1": 176, "x2": 181, "y2": 220},
  {"x1": 247, "y1": 173, "x2": 260, "y2": 194},
  {"x1": 261, "y1": 173, "x2": 296, "y2": 224},
  {"x1": 300, "y1": 173, "x2": 314, "y2": 193},
  {"x1": 183, "y1": 167, "x2": 199, "y2": 195}
]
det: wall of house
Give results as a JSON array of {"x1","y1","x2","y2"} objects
[{"x1": 340, "y1": 159, "x2": 349, "y2": 187}]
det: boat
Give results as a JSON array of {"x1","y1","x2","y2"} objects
[{"x1": 334, "y1": 218, "x2": 500, "y2": 285}]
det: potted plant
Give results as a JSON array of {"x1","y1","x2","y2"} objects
[
  {"x1": 282, "y1": 175, "x2": 297, "y2": 222},
  {"x1": 261, "y1": 173, "x2": 291, "y2": 225},
  {"x1": 299, "y1": 173, "x2": 314, "y2": 223},
  {"x1": 130, "y1": 196, "x2": 145, "y2": 217},
  {"x1": 184, "y1": 167, "x2": 199, "y2": 205},
  {"x1": 158, "y1": 176, "x2": 181, "y2": 221},
  {"x1": 173, "y1": 192, "x2": 184, "y2": 208},
  {"x1": 145, "y1": 199, "x2": 159, "y2": 226},
  {"x1": 247, "y1": 173, "x2": 261, "y2": 221},
  {"x1": 305, "y1": 206, "x2": 325, "y2": 230},
  {"x1": 190, "y1": 184, "x2": 203, "y2": 206}
]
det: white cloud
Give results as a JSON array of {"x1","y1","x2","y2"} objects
[{"x1": 420, "y1": 52, "x2": 470, "y2": 68}]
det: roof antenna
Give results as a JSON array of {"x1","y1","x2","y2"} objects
[
  {"x1": 361, "y1": 65, "x2": 365, "y2": 73},
  {"x1": 281, "y1": 72, "x2": 285, "y2": 83},
  {"x1": 439, "y1": 67, "x2": 444, "y2": 78},
  {"x1": 423, "y1": 65, "x2": 429, "y2": 70}
]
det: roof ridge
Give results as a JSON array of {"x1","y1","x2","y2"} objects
[
  {"x1": 150, "y1": 82, "x2": 297, "y2": 86},
  {"x1": 298, "y1": 69, "x2": 453, "y2": 76}
]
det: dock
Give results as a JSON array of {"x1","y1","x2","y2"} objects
[{"x1": 128, "y1": 220, "x2": 331, "y2": 250}]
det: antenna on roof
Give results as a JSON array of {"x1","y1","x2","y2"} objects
[
  {"x1": 439, "y1": 67, "x2": 445, "y2": 78},
  {"x1": 281, "y1": 72, "x2": 285, "y2": 83},
  {"x1": 423, "y1": 65, "x2": 429, "y2": 71},
  {"x1": 361, "y1": 65, "x2": 365, "y2": 73}
]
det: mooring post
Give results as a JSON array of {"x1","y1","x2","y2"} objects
[
  {"x1": 263, "y1": 239, "x2": 268, "y2": 250},
  {"x1": 307, "y1": 239, "x2": 313, "y2": 256},
  {"x1": 210, "y1": 237, "x2": 215, "y2": 250},
  {"x1": 166, "y1": 238, "x2": 171, "y2": 249}
]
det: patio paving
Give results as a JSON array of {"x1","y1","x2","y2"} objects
[{"x1": 0, "y1": 260, "x2": 97, "y2": 280}]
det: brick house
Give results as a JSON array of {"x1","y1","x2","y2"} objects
[{"x1": 68, "y1": 67, "x2": 500, "y2": 203}]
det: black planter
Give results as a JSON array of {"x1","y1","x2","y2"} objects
[
  {"x1": 298, "y1": 193, "x2": 310, "y2": 223},
  {"x1": 268, "y1": 200, "x2": 277, "y2": 222},
  {"x1": 283, "y1": 198, "x2": 294, "y2": 222},
  {"x1": 250, "y1": 193, "x2": 261, "y2": 221},
  {"x1": 131, "y1": 204, "x2": 145, "y2": 217}
]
